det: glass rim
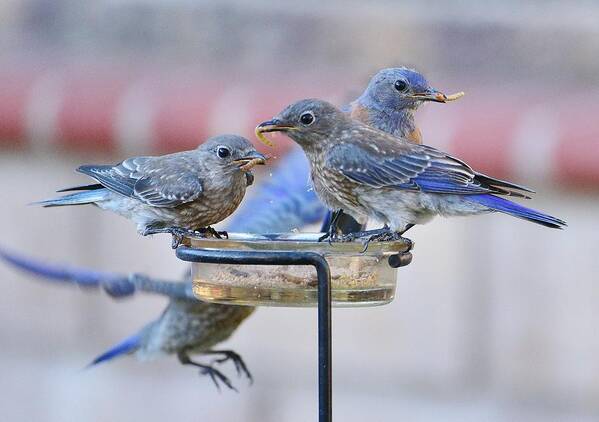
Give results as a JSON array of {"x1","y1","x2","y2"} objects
[{"x1": 186, "y1": 232, "x2": 411, "y2": 254}]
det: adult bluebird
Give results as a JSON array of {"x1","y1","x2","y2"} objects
[
  {"x1": 256, "y1": 99, "x2": 566, "y2": 242},
  {"x1": 345, "y1": 67, "x2": 463, "y2": 143},
  {"x1": 281, "y1": 67, "x2": 464, "y2": 233},
  {"x1": 36, "y1": 134, "x2": 266, "y2": 247}
]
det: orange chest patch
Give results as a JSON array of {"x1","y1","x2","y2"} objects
[
  {"x1": 406, "y1": 128, "x2": 423, "y2": 145},
  {"x1": 349, "y1": 105, "x2": 371, "y2": 125}
]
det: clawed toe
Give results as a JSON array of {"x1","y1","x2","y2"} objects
[
  {"x1": 178, "y1": 351, "x2": 242, "y2": 392},
  {"x1": 200, "y1": 366, "x2": 237, "y2": 392},
  {"x1": 333, "y1": 228, "x2": 411, "y2": 252},
  {"x1": 205, "y1": 350, "x2": 253, "y2": 385}
]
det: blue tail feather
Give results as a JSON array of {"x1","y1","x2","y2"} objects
[
  {"x1": 88, "y1": 332, "x2": 142, "y2": 367},
  {"x1": 466, "y1": 194, "x2": 566, "y2": 229},
  {"x1": 34, "y1": 189, "x2": 109, "y2": 207}
]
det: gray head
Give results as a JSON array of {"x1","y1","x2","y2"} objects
[
  {"x1": 198, "y1": 134, "x2": 266, "y2": 172},
  {"x1": 357, "y1": 67, "x2": 461, "y2": 112},
  {"x1": 256, "y1": 99, "x2": 349, "y2": 150}
]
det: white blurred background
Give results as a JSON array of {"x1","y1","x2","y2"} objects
[{"x1": 1, "y1": 1, "x2": 598, "y2": 421}]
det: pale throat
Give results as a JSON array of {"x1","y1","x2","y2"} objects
[{"x1": 357, "y1": 97, "x2": 417, "y2": 138}]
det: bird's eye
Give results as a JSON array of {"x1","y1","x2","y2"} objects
[
  {"x1": 299, "y1": 111, "x2": 315, "y2": 126},
  {"x1": 217, "y1": 146, "x2": 231, "y2": 158},
  {"x1": 394, "y1": 80, "x2": 409, "y2": 92}
]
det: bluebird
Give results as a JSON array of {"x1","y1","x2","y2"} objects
[
  {"x1": 256, "y1": 99, "x2": 566, "y2": 244},
  {"x1": 36, "y1": 134, "x2": 266, "y2": 247},
  {"x1": 327, "y1": 67, "x2": 463, "y2": 232},
  {"x1": 0, "y1": 247, "x2": 254, "y2": 391},
  {"x1": 1, "y1": 160, "x2": 335, "y2": 391},
  {"x1": 345, "y1": 67, "x2": 463, "y2": 143},
  {"x1": 244, "y1": 67, "x2": 463, "y2": 236}
]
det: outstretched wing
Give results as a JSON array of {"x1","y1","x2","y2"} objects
[
  {"x1": 77, "y1": 154, "x2": 204, "y2": 208},
  {"x1": 0, "y1": 247, "x2": 197, "y2": 300},
  {"x1": 326, "y1": 129, "x2": 531, "y2": 197}
]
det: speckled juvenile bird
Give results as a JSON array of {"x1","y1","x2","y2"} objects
[
  {"x1": 256, "y1": 99, "x2": 566, "y2": 242},
  {"x1": 230, "y1": 67, "x2": 454, "y2": 234},
  {"x1": 0, "y1": 247, "x2": 254, "y2": 391},
  {"x1": 36, "y1": 134, "x2": 266, "y2": 246}
]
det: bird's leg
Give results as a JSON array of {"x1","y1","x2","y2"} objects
[
  {"x1": 177, "y1": 351, "x2": 237, "y2": 392},
  {"x1": 318, "y1": 209, "x2": 344, "y2": 243},
  {"x1": 201, "y1": 350, "x2": 253, "y2": 385},
  {"x1": 142, "y1": 226, "x2": 199, "y2": 249}
]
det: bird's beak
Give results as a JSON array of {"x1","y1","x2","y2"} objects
[
  {"x1": 234, "y1": 151, "x2": 268, "y2": 171},
  {"x1": 255, "y1": 119, "x2": 296, "y2": 146},
  {"x1": 407, "y1": 89, "x2": 465, "y2": 103}
]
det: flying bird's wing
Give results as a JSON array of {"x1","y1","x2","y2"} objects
[
  {"x1": 326, "y1": 129, "x2": 531, "y2": 197},
  {"x1": 0, "y1": 247, "x2": 197, "y2": 300},
  {"x1": 78, "y1": 155, "x2": 204, "y2": 208}
]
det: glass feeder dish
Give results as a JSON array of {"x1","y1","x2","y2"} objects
[{"x1": 184, "y1": 233, "x2": 411, "y2": 307}]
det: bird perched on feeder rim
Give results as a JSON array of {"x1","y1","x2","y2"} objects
[
  {"x1": 35, "y1": 134, "x2": 266, "y2": 248},
  {"x1": 256, "y1": 99, "x2": 566, "y2": 246},
  {"x1": 319, "y1": 67, "x2": 464, "y2": 233}
]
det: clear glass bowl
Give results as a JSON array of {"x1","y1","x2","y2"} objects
[{"x1": 186, "y1": 233, "x2": 411, "y2": 307}]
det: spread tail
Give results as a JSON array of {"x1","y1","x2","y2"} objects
[
  {"x1": 87, "y1": 332, "x2": 142, "y2": 367},
  {"x1": 33, "y1": 188, "x2": 109, "y2": 207},
  {"x1": 466, "y1": 194, "x2": 566, "y2": 229}
]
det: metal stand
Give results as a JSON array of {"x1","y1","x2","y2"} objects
[{"x1": 176, "y1": 247, "x2": 333, "y2": 422}]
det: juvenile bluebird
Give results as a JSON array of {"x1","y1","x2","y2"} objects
[
  {"x1": 256, "y1": 99, "x2": 566, "y2": 243},
  {"x1": 36, "y1": 134, "x2": 266, "y2": 247},
  {"x1": 0, "y1": 247, "x2": 254, "y2": 391},
  {"x1": 253, "y1": 67, "x2": 464, "y2": 234},
  {"x1": 1, "y1": 159, "x2": 336, "y2": 391}
]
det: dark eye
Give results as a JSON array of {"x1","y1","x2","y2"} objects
[
  {"x1": 394, "y1": 80, "x2": 408, "y2": 92},
  {"x1": 300, "y1": 111, "x2": 315, "y2": 126},
  {"x1": 217, "y1": 146, "x2": 231, "y2": 158}
]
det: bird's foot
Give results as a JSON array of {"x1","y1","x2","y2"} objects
[
  {"x1": 199, "y1": 365, "x2": 237, "y2": 392},
  {"x1": 178, "y1": 352, "x2": 238, "y2": 392},
  {"x1": 196, "y1": 227, "x2": 229, "y2": 239},
  {"x1": 336, "y1": 228, "x2": 383, "y2": 243},
  {"x1": 318, "y1": 209, "x2": 343, "y2": 243},
  {"x1": 338, "y1": 228, "x2": 413, "y2": 252},
  {"x1": 205, "y1": 350, "x2": 253, "y2": 385},
  {"x1": 142, "y1": 226, "x2": 198, "y2": 248},
  {"x1": 318, "y1": 230, "x2": 339, "y2": 243}
]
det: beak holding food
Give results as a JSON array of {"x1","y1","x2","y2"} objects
[
  {"x1": 409, "y1": 89, "x2": 465, "y2": 103},
  {"x1": 255, "y1": 119, "x2": 296, "y2": 146},
  {"x1": 234, "y1": 151, "x2": 268, "y2": 172}
]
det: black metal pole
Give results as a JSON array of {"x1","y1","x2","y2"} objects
[
  {"x1": 314, "y1": 254, "x2": 332, "y2": 422},
  {"x1": 176, "y1": 247, "x2": 333, "y2": 422}
]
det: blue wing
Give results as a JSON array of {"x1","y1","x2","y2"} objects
[
  {"x1": 326, "y1": 137, "x2": 532, "y2": 198},
  {"x1": 0, "y1": 248, "x2": 198, "y2": 299},
  {"x1": 228, "y1": 148, "x2": 327, "y2": 232}
]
